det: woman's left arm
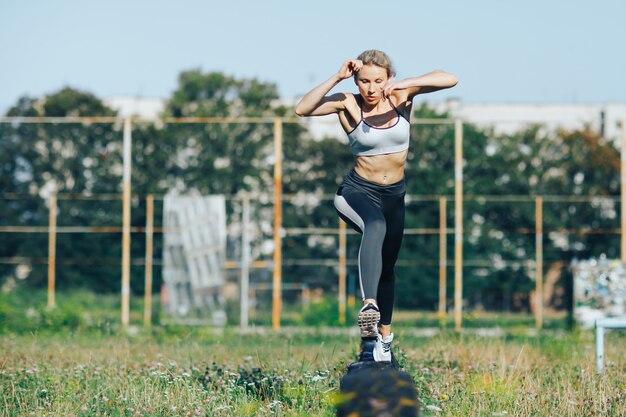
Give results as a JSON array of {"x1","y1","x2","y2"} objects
[{"x1": 384, "y1": 70, "x2": 458, "y2": 102}]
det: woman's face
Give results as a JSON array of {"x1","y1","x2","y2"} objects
[{"x1": 355, "y1": 64, "x2": 389, "y2": 105}]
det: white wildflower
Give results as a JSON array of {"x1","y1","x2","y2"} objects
[
  {"x1": 425, "y1": 404, "x2": 442, "y2": 412},
  {"x1": 268, "y1": 400, "x2": 283, "y2": 410}
]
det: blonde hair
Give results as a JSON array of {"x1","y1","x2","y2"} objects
[{"x1": 355, "y1": 50, "x2": 396, "y2": 79}]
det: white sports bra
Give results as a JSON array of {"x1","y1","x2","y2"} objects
[{"x1": 346, "y1": 95, "x2": 411, "y2": 157}]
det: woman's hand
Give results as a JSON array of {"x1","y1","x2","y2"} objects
[
  {"x1": 382, "y1": 80, "x2": 400, "y2": 101},
  {"x1": 337, "y1": 59, "x2": 363, "y2": 80}
]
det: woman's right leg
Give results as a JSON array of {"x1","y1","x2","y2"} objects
[{"x1": 376, "y1": 191, "x2": 406, "y2": 328}]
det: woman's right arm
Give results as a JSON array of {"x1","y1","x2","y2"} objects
[{"x1": 295, "y1": 60, "x2": 362, "y2": 117}]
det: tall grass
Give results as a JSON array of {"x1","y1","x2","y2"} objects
[
  {"x1": 1, "y1": 328, "x2": 625, "y2": 416},
  {"x1": 1, "y1": 290, "x2": 624, "y2": 416}
]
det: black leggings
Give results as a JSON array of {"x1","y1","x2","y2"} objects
[{"x1": 333, "y1": 169, "x2": 405, "y2": 325}]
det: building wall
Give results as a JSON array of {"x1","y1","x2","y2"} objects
[
  {"x1": 105, "y1": 96, "x2": 626, "y2": 142},
  {"x1": 104, "y1": 97, "x2": 165, "y2": 120},
  {"x1": 432, "y1": 100, "x2": 626, "y2": 141}
]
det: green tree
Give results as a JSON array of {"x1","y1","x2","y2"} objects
[
  {"x1": 295, "y1": 104, "x2": 621, "y2": 312},
  {"x1": 1, "y1": 77, "x2": 620, "y2": 316},
  {"x1": 130, "y1": 71, "x2": 286, "y2": 294},
  {"x1": 1, "y1": 87, "x2": 122, "y2": 291},
  {"x1": 147, "y1": 70, "x2": 280, "y2": 195}
]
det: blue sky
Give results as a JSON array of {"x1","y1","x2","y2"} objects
[{"x1": 1, "y1": 0, "x2": 625, "y2": 114}]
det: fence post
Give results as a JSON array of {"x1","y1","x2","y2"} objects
[
  {"x1": 535, "y1": 196, "x2": 543, "y2": 330},
  {"x1": 272, "y1": 118, "x2": 283, "y2": 331},
  {"x1": 249, "y1": 287, "x2": 256, "y2": 320},
  {"x1": 338, "y1": 219, "x2": 347, "y2": 324},
  {"x1": 240, "y1": 195, "x2": 251, "y2": 329},
  {"x1": 596, "y1": 323, "x2": 605, "y2": 372},
  {"x1": 143, "y1": 194, "x2": 154, "y2": 327},
  {"x1": 438, "y1": 196, "x2": 447, "y2": 318},
  {"x1": 121, "y1": 118, "x2": 132, "y2": 329},
  {"x1": 47, "y1": 194, "x2": 57, "y2": 309},
  {"x1": 621, "y1": 119, "x2": 626, "y2": 262},
  {"x1": 454, "y1": 119, "x2": 464, "y2": 332}
]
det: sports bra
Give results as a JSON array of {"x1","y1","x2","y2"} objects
[{"x1": 346, "y1": 95, "x2": 411, "y2": 156}]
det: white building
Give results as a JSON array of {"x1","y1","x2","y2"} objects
[
  {"x1": 298, "y1": 100, "x2": 626, "y2": 142},
  {"x1": 104, "y1": 96, "x2": 165, "y2": 120},
  {"x1": 105, "y1": 96, "x2": 626, "y2": 142},
  {"x1": 433, "y1": 99, "x2": 626, "y2": 141}
]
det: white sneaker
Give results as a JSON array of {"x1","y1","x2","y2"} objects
[{"x1": 373, "y1": 333, "x2": 394, "y2": 362}]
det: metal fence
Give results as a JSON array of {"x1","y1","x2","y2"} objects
[{"x1": 1, "y1": 116, "x2": 625, "y2": 332}]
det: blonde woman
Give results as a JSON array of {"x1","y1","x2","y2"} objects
[{"x1": 296, "y1": 50, "x2": 457, "y2": 363}]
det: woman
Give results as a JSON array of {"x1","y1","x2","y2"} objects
[{"x1": 295, "y1": 50, "x2": 457, "y2": 362}]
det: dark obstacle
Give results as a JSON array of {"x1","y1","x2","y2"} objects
[{"x1": 336, "y1": 338, "x2": 420, "y2": 417}]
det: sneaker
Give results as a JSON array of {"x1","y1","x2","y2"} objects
[
  {"x1": 358, "y1": 303, "x2": 380, "y2": 338},
  {"x1": 373, "y1": 333, "x2": 394, "y2": 362},
  {"x1": 358, "y1": 338, "x2": 376, "y2": 362}
]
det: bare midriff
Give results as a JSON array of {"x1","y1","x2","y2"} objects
[{"x1": 353, "y1": 149, "x2": 408, "y2": 185}]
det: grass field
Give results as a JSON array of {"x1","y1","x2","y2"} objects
[{"x1": 2, "y1": 326, "x2": 625, "y2": 417}]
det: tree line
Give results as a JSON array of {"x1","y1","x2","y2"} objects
[{"x1": 0, "y1": 69, "x2": 620, "y2": 312}]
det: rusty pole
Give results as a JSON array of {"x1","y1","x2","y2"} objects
[
  {"x1": 454, "y1": 120, "x2": 464, "y2": 332},
  {"x1": 47, "y1": 195, "x2": 57, "y2": 309},
  {"x1": 621, "y1": 120, "x2": 626, "y2": 262},
  {"x1": 535, "y1": 196, "x2": 543, "y2": 330},
  {"x1": 143, "y1": 194, "x2": 154, "y2": 326},
  {"x1": 272, "y1": 118, "x2": 283, "y2": 331},
  {"x1": 338, "y1": 219, "x2": 347, "y2": 324},
  {"x1": 241, "y1": 195, "x2": 251, "y2": 328},
  {"x1": 121, "y1": 118, "x2": 132, "y2": 329},
  {"x1": 438, "y1": 196, "x2": 447, "y2": 318}
]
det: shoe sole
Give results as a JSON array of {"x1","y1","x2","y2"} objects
[{"x1": 358, "y1": 309, "x2": 380, "y2": 338}]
